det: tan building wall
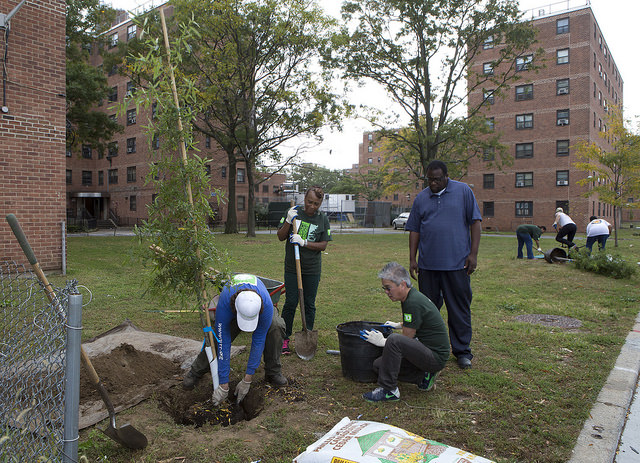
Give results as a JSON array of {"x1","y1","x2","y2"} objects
[
  {"x1": 466, "y1": 6, "x2": 622, "y2": 232},
  {"x1": 0, "y1": 0, "x2": 66, "y2": 270}
]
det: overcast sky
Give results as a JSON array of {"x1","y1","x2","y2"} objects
[{"x1": 109, "y1": 0, "x2": 639, "y2": 170}]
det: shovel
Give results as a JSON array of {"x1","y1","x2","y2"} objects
[
  {"x1": 292, "y1": 219, "x2": 318, "y2": 360},
  {"x1": 6, "y1": 214, "x2": 148, "y2": 450}
]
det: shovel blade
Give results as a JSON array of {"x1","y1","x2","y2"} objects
[
  {"x1": 103, "y1": 423, "x2": 148, "y2": 450},
  {"x1": 294, "y1": 329, "x2": 318, "y2": 360}
]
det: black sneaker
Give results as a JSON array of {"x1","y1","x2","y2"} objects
[
  {"x1": 363, "y1": 387, "x2": 400, "y2": 402},
  {"x1": 266, "y1": 373, "x2": 288, "y2": 387},
  {"x1": 182, "y1": 370, "x2": 201, "y2": 390},
  {"x1": 417, "y1": 372, "x2": 438, "y2": 391}
]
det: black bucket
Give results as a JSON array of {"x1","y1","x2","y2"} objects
[
  {"x1": 543, "y1": 248, "x2": 568, "y2": 263},
  {"x1": 336, "y1": 321, "x2": 393, "y2": 383}
]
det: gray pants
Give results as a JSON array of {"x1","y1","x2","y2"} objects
[
  {"x1": 373, "y1": 333, "x2": 444, "y2": 391},
  {"x1": 190, "y1": 309, "x2": 286, "y2": 379}
]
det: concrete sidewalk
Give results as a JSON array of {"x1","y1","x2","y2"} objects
[{"x1": 568, "y1": 312, "x2": 640, "y2": 463}]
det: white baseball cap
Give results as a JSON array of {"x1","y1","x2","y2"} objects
[
  {"x1": 235, "y1": 290, "x2": 262, "y2": 332},
  {"x1": 556, "y1": 207, "x2": 563, "y2": 213}
]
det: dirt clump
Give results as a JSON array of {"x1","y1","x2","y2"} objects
[{"x1": 80, "y1": 343, "x2": 181, "y2": 402}]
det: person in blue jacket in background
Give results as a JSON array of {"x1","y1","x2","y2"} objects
[{"x1": 182, "y1": 274, "x2": 288, "y2": 405}]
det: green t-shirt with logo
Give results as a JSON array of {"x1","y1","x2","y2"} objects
[
  {"x1": 401, "y1": 287, "x2": 450, "y2": 367},
  {"x1": 279, "y1": 206, "x2": 332, "y2": 275}
]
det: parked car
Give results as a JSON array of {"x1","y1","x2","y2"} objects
[{"x1": 392, "y1": 212, "x2": 410, "y2": 230}]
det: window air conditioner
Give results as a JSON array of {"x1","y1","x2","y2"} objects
[
  {"x1": 516, "y1": 181, "x2": 525, "y2": 187},
  {"x1": 127, "y1": 147, "x2": 134, "y2": 153},
  {"x1": 558, "y1": 88, "x2": 569, "y2": 95},
  {"x1": 558, "y1": 180, "x2": 568, "y2": 185},
  {"x1": 558, "y1": 118, "x2": 569, "y2": 125}
]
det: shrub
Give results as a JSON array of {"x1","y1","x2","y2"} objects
[{"x1": 571, "y1": 249, "x2": 637, "y2": 279}]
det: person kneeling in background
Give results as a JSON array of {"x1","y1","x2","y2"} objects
[{"x1": 360, "y1": 262, "x2": 450, "y2": 403}]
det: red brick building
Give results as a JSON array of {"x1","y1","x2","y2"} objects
[
  {"x1": 0, "y1": 0, "x2": 66, "y2": 270},
  {"x1": 66, "y1": 8, "x2": 287, "y2": 228},
  {"x1": 466, "y1": 5, "x2": 622, "y2": 232}
]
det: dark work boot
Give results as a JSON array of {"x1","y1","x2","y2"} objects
[
  {"x1": 182, "y1": 370, "x2": 202, "y2": 390},
  {"x1": 266, "y1": 373, "x2": 288, "y2": 387}
]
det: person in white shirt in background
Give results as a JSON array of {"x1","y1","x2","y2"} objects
[
  {"x1": 586, "y1": 216, "x2": 613, "y2": 251},
  {"x1": 553, "y1": 207, "x2": 577, "y2": 249}
]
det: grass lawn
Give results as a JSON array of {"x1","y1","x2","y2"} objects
[{"x1": 49, "y1": 228, "x2": 640, "y2": 462}]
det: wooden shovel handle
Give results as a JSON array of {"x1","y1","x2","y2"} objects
[{"x1": 293, "y1": 219, "x2": 307, "y2": 332}]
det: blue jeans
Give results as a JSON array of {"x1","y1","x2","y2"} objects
[
  {"x1": 517, "y1": 232, "x2": 534, "y2": 259},
  {"x1": 586, "y1": 234, "x2": 609, "y2": 251}
]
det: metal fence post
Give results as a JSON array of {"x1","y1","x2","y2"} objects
[{"x1": 63, "y1": 292, "x2": 82, "y2": 463}]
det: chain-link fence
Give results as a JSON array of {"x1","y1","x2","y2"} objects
[{"x1": 0, "y1": 262, "x2": 79, "y2": 462}]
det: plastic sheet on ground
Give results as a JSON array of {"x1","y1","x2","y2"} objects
[{"x1": 294, "y1": 417, "x2": 495, "y2": 463}]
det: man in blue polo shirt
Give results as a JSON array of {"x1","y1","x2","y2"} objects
[{"x1": 405, "y1": 160, "x2": 482, "y2": 369}]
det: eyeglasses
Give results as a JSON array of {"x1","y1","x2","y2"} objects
[{"x1": 427, "y1": 175, "x2": 446, "y2": 183}]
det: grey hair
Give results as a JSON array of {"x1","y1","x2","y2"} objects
[{"x1": 378, "y1": 262, "x2": 412, "y2": 287}]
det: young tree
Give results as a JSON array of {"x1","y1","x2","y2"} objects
[
  {"x1": 170, "y1": 0, "x2": 346, "y2": 236},
  {"x1": 335, "y1": 0, "x2": 538, "y2": 187},
  {"x1": 575, "y1": 105, "x2": 640, "y2": 247},
  {"x1": 288, "y1": 163, "x2": 344, "y2": 193},
  {"x1": 66, "y1": 0, "x2": 122, "y2": 155}
]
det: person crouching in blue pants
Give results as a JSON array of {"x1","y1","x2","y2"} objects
[{"x1": 516, "y1": 224, "x2": 546, "y2": 259}]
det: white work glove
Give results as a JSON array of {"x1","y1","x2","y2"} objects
[
  {"x1": 212, "y1": 385, "x2": 229, "y2": 406},
  {"x1": 537, "y1": 247, "x2": 543, "y2": 252},
  {"x1": 285, "y1": 207, "x2": 298, "y2": 225},
  {"x1": 234, "y1": 379, "x2": 251, "y2": 404},
  {"x1": 360, "y1": 329, "x2": 386, "y2": 347},
  {"x1": 290, "y1": 233, "x2": 307, "y2": 247},
  {"x1": 384, "y1": 321, "x2": 402, "y2": 329}
]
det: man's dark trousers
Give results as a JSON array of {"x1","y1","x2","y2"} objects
[{"x1": 418, "y1": 269, "x2": 472, "y2": 361}]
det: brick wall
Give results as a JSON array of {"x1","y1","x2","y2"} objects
[{"x1": 0, "y1": 0, "x2": 66, "y2": 270}]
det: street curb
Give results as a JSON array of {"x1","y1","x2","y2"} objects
[{"x1": 568, "y1": 312, "x2": 640, "y2": 463}]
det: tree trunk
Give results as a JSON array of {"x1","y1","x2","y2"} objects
[
  {"x1": 246, "y1": 158, "x2": 256, "y2": 237},
  {"x1": 613, "y1": 205, "x2": 618, "y2": 247},
  {"x1": 225, "y1": 152, "x2": 238, "y2": 234}
]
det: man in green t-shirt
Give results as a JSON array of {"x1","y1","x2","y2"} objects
[
  {"x1": 516, "y1": 224, "x2": 546, "y2": 259},
  {"x1": 360, "y1": 262, "x2": 450, "y2": 402}
]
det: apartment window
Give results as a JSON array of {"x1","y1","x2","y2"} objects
[
  {"x1": 556, "y1": 170, "x2": 569, "y2": 186},
  {"x1": 108, "y1": 169, "x2": 118, "y2": 184},
  {"x1": 515, "y1": 172, "x2": 533, "y2": 188},
  {"x1": 126, "y1": 108, "x2": 137, "y2": 125},
  {"x1": 205, "y1": 165, "x2": 211, "y2": 176},
  {"x1": 482, "y1": 147, "x2": 495, "y2": 161},
  {"x1": 557, "y1": 200, "x2": 569, "y2": 214},
  {"x1": 126, "y1": 81, "x2": 135, "y2": 97},
  {"x1": 483, "y1": 35, "x2": 494, "y2": 49},
  {"x1": 483, "y1": 62, "x2": 493, "y2": 75},
  {"x1": 108, "y1": 65, "x2": 118, "y2": 76},
  {"x1": 515, "y1": 55, "x2": 532, "y2": 71},
  {"x1": 152, "y1": 134, "x2": 160, "y2": 150},
  {"x1": 221, "y1": 166, "x2": 227, "y2": 178},
  {"x1": 66, "y1": 170, "x2": 72, "y2": 184},
  {"x1": 483, "y1": 174, "x2": 494, "y2": 189},
  {"x1": 126, "y1": 137, "x2": 136, "y2": 153},
  {"x1": 598, "y1": 91, "x2": 602, "y2": 105},
  {"x1": 556, "y1": 139, "x2": 570, "y2": 156},
  {"x1": 108, "y1": 114, "x2": 117, "y2": 123},
  {"x1": 486, "y1": 117, "x2": 495, "y2": 131},
  {"x1": 516, "y1": 113, "x2": 533, "y2": 129},
  {"x1": 109, "y1": 32, "x2": 118, "y2": 48},
  {"x1": 127, "y1": 24, "x2": 137, "y2": 41},
  {"x1": 107, "y1": 142, "x2": 118, "y2": 158},
  {"x1": 127, "y1": 166, "x2": 136, "y2": 183},
  {"x1": 483, "y1": 90, "x2": 495, "y2": 104},
  {"x1": 515, "y1": 201, "x2": 533, "y2": 217},
  {"x1": 151, "y1": 102, "x2": 158, "y2": 119},
  {"x1": 81, "y1": 144, "x2": 92, "y2": 159},
  {"x1": 130, "y1": 195, "x2": 137, "y2": 211},
  {"x1": 556, "y1": 18, "x2": 569, "y2": 34},
  {"x1": 556, "y1": 48, "x2": 569, "y2": 65},
  {"x1": 515, "y1": 84, "x2": 533, "y2": 101},
  {"x1": 98, "y1": 171, "x2": 104, "y2": 185},
  {"x1": 237, "y1": 168, "x2": 245, "y2": 183},
  {"x1": 483, "y1": 201, "x2": 495, "y2": 217},
  {"x1": 515, "y1": 143, "x2": 533, "y2": 159},
  {"x1": 368, "y1": 145, "x2": 373, "y2": 152},
  {"x1": 557, "y1": 109, "x2": 570, "y2": 126},
  {"x1": 205, "y1": 136, "x2": 211, "y2": 149},
  {"x1": 237, "y1": 195, "x2": 246, "y2": 211},
  {"x1": 368, "y1": 133, "x2": 373, "y2": 141},
  {"x1": 261, "y1": 185, "x2": 268, "y2": 193},
  {"x1": 66, "y1": 147, "x2": 72, "y2": 157},
  {"x1": 556, "y1": 79, "x2": 570, "y2": 95},
  {"x1": 81, "y1": 171, "x2": 92, "y2": 186}
]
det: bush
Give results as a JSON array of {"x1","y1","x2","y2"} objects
[{"x1": 571, "y1": 249, "x2": 637, "y2": 279}]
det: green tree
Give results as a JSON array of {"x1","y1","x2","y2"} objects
[
  {"x1": 66, "y1": 0, "x2": 122, "y2": 154},
  {"x1": 288, "y1": 163, "x2": 344, "y2": 193},
  {"x1": 575, "y1": 105, "x2": 640, "y2": 247},
  {"x1": 335, "y1": 0, "x2": 538, "y2": 187},
  {"x1": 169, "y1": 0, "x2": 346, "y2": 236}
]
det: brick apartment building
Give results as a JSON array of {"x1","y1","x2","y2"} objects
[
  {"x1": 466, "y1": 4, "x2": 623, "y2": 232},
  {"x1": 66, "y1": 7, "x2": 287, "y2": 228},
  {"x1": 1, "y1": 0, "x2": 66, "y2": 271}
]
